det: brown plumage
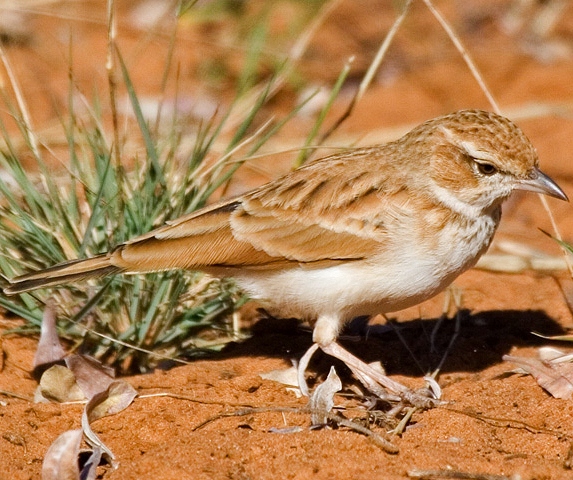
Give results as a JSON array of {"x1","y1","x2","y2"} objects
[{"x1": 4, "y1": 110, "x2": 568, "y2": 402}]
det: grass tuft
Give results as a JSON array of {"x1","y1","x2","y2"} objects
[{"x1": 0, "y1": 2, "x2": 341, "y2": 373}]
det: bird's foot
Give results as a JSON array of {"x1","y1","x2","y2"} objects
[{"x1": 298, "y1": 341, "x2": 441, "y2": 410}]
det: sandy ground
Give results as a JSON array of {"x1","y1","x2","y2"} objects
[{"x1": 2, "y1": 1, "x2": 573, "y2": 479}]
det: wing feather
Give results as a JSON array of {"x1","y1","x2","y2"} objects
[
  {"x1": 229, "y1": 145, "x2": 410, "y2": 263},
  {"x1": 115, "y1": 144, "x2": 412, "y2": 270}
]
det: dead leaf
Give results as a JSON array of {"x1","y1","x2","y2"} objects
[
  {"x1": 260, "y1": 365, "x2": 302, "y2": 397},
  {"x1": 80, "y1": 445, "x2": 103, "y2": 480},
  {"x1": 42, "y1": 429, "x2": 104, "y2": 480},
  {"x1": 503, "y1": 353, "x2": 573, "y2": 400},
  {"x1": 81, "y1": 380, "x2": 138, "y2": 464},
  {"x1": 34, "y1": 301, "x2": 66, "y2": 370},
  {"x1": 86, "y1": 380, "x2": 138, "y2": 421},
  {"x1": 42, "y1": 429, "x2": 82, "y2": 480},
  {"x1": 65, "y1": 354, "x2": 115, "y2": 399},
  {"x1": 260, "y1": 365, "x2": 299, "y2": 387},
  {"x1": 423, "y1": 376, "x2": 442, "y2": 400},
  {"x1": 310, "y1": 366, "x2": 342, "y2": 425},
  {"x1": 36, "y1": 354, "x2": 117, "y2": 403},
  {"x1": 41, "y1": 381, "x2": 135, "y2": 477},
  {"x1": 37, "y1": 365, "x2": 85, "y2": 403}
]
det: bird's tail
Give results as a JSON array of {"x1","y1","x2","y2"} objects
[{"x1": 3, "y1": 255, "x2": 122, "y2": 295}]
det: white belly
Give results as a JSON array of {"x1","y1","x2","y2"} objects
[{"x1": 233, "y1": 213, "x2": 497, "y2": 323}]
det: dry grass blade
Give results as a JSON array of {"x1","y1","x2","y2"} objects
[
  {"x1": 318, "y1": 0, "x2": 412, "y2": 142},
  {"x1": 422, "y1": 0, "x2": 499, "y2": 112},
  {"x1": 0, "y1": 41, "x2": 40, "y2": 158},
  {"x1": 538, "y1": 194, "x2": 573, "y2": 278}
]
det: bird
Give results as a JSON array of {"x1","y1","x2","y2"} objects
[{"x1": 4, "y1": 109, "x2": 568, "y2": 405}]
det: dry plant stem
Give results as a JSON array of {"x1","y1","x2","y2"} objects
[
  {"x1": 391, "y1": 288, "x2": 464, "y2": 436},
  {"x1": 320, "y1": 0, "x2": 412, "y2": 142},
  {"x1": 86, "y1": 331, "x2": 192, "y2": 364},
  {"x1": 390, "y1": 406, "x2": 415, "y2": 436},
  {"x1": 408, "y1": 469, "x2": 513, "y2": 480},
  {"x1": 125, "y1": 2, "x2": 178, "y2": 70},
  {"x1": 0, "y1": 42, "x2": 40, "y2": 159},
  {"x1": 288, "y1": 0, "x2": 343, "y2": 66},
  {"x1": 539, "y1": 193, "x2": 573, "y2": 278},
  {"x1": 190, "y1": 406, "x2": 309, "y2": 431},
  {"x1": 0, "y1": 390, "x2": 34, "y2": 402},
  {"x1": 328, "y1": 412, "x2": 398, "y2": 453},
  {"x1": 153, "y1": 29, "x2": 178, "y2": 133},
  {"x1": 422, "y1": 0, "x2": 500, "y2": 113},
  {"x1": 228, "y1": 0, "x2": 342, "y2": 131},
  {"x1": 553, "y1": 275, "x2": 573, "y2": 318},
  {"x1": 430, "y1": 287, "x2": 463, "y2": 376},
  {"x1": 65, "y1": 316, "x2": 193, "y2": 366},
  {"x1": 106, "y1": 0, "x2": 121, "y2": 167},
  {"x1": 139, "y1": 392, "x2": 259, "y2": 409},
  {"x1": 429, "y1": 288, "x2": 452, "y2": 354},
  {"x1": 423, "y1": 0, "x2": 569, "y2": 274},
  {"x1": 388, "y1": 318, "x2": 426, "y2": 375},
  {"x1": 444, "y1": 407, "x2": 569, "y2": 440},
  {"x1": 191, "y1": 405, "x2": 398, "y2": 453},
  {"x1": 431, "y1": 309, "x2": 461, "y2": 374},
  {"x1": 195, "y1": 119, "x2": 274, "y2": 188}
]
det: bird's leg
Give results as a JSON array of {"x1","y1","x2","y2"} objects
[
  {"x1": 297, "y1": 343, "x2": 319, "y2": 397},
  {"x1": 296, "y1": 314, "x2": 340, "y2": 397},
  {"x1": 298, "y1": 315, "x2": 440, "y2": 409}
]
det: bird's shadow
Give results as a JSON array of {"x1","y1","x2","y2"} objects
[{"x1": 214, "y1": 309, "x2": 566, "y2": 378}]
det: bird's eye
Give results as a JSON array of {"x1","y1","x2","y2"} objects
[{"x1": 475, "y1": 161, "x2": 497, "y2": 176}]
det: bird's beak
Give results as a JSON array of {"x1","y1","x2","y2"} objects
[{"x1": 516, "y1": 167, "x2": 568, "y2": 201}]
